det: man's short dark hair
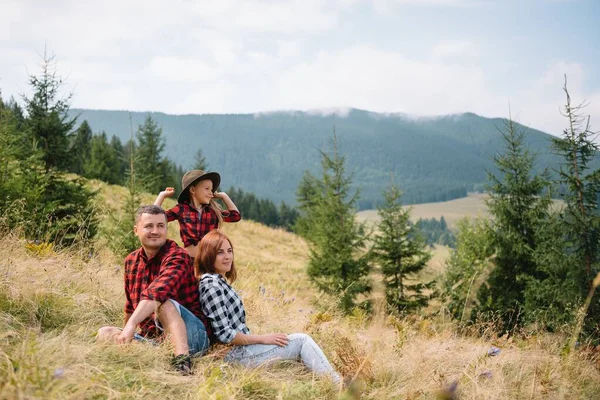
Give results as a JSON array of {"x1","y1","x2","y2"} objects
[{"x1": 135, "y1": 205, "x2": 167, "y2": 224}]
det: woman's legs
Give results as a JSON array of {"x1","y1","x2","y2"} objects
[{"x1": 226, "y1": 333, "x2": 340, "y2": 383}]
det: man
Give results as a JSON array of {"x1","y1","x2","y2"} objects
[{"x1": 97, "y1": 205, "x2": 210, "y2": 374}]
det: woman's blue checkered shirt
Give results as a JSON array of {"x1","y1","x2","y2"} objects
[{"x1": 199, "y1": 273, "x2": 250, "y2": 344}]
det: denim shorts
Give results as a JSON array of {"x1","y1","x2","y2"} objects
[{"x1": 168, "y1": 299, "x2": 210, "y2": 356}]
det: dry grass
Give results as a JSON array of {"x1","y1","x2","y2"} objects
[{"x1": 1, "y1": 185, "x2": 599, "y2": 399}]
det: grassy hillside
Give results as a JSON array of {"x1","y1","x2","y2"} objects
[{"x1": 1, "y1": 184, "x2": 599, "y2": 399}]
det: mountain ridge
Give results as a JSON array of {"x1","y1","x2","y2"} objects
[{"x1": 70, "y1": 107, "x2": 587, "y2": 208}]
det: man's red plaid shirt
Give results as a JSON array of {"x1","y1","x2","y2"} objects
[
  {"x1": 165, "y1": 202, "x2": 241, "y2": 247},
  {"x1": 123, "y1": 239, "x2": 211, "y2": 338}
]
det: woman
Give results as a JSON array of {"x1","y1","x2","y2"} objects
[{"x1": 196, "y1": 230, "x2": 341, "y2": 384}]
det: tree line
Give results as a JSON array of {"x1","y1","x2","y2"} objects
[{"x1": 414, "y1": 216, "x2": 456, "y2": 248}]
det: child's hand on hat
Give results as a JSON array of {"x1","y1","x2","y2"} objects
[
  {"x1": 213, "y1": 191, "x2": 227, "y2": 200},
  {"x1": 159, "y1": 187, "x2": 175, "y2": 198}
]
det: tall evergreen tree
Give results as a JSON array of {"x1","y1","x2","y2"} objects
[
  {"x1": 551, "y1": 77, "x2": 600, "y2": 285},
  {"x1": 22, "y1": 52, "x2": 76, "y2": 171},
  {"x1": 373, "y1": 184, "x2": 433, "y2": 313},
  {"x1": 7, "y1": 54, "x2": 99, "y2": 246},
  {"x1": 481, "y1": 116, "x2": 552, "y2": 328},
  {"x1": 296, "y1": 133, "x2": 371, "y2": 312},
  {"x1": 540, "y1": 77, "x2": 600, "y2": 331},
  {"x1": 135, "y1": 115, "x2": 165, "y2": 193},
  {"x1": 71, "y1": 120, "x2": 93, "y2": 175},
  {"x1": 84, "y1": 132, "x2": 119, "y2": 184},
  {"x1": 110, "y1": 134, "x2": 127, "y2": 183},
  {"x1": 0, "y1": 94, "x2": 27, "y2": 206}
]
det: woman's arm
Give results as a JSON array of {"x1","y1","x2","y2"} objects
[
  {"x1": 154, "y1": 187, "x2": 175, "y2": 206},
  {"x1": 231, "y1": 332, "x2": 289, "y2": 347}
]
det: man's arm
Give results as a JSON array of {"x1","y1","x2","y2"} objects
[
  {"x1": 140, "y1": 250, "x2": 188, "y2": 305},
  {"x1": 117, "y1": 300, "x2": 160, "y2": 344},
  {"x1": 124, "y1": 312, "x2": 132, "y2": 326}
]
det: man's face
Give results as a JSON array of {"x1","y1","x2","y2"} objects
[{"x1": 134, "y1": 213, "x2": 167, "y2": 252}]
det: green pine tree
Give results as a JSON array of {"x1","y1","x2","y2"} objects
[
  {"x1": 296, "y1": 133, "x2": 371, "y2": 313},
  {"x1": 23, "y1": 52, "x2": 76, "y2": 171},
  {"x1": 481, "y1": 115, "x2": 552, "y2": 328},
  {"x1": 109, "y1": 134, "x2": 127, "y2": 183},
  {"x1": 0, "y1": 94, "x2": 27, "y2": 210},
  {"x1": 135, "y1": 115, "x2": 166, "y2": 193},
  {"x1": 84, "y1": 132, "x2": 120, "y2": 184},
  {"x1": 3, "y1": 57, "x2": 99, "y2": 247},
  {"x1": 373, "y1": 184, "x2": 433, "y2": 313},
  {"x1": 551, "y1": 77, "x2": 600, "y2": 286},
  {"x1": 529, "y1": 76, "x2": 600, "y2": 333},
  {"x1": 70, "y1": 120, "x2": 93, "y2": 175}
]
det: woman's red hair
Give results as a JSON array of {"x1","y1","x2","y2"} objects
[{"x1": 194, "y1": 230, "x2": 237, "y2": 283}]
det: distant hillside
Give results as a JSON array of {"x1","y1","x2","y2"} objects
[{"x1": 70, "y1": 108, "x2": 590, "y2": 208}]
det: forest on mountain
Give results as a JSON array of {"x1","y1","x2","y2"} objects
[{"x1": 71, "y1": 107, "x2": 600, "y2": 209}]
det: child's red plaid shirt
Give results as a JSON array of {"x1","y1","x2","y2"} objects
[{"x1": 165, "y1": 203, "x2": 241, "y2": 247}]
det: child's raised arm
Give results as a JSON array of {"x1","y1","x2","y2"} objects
[
  {"x1": 154, "y1": 187, "x2": 175, "y2": 206},
  {"x1": 214, "y1": 191, "x2": 239, "y2": 212}
]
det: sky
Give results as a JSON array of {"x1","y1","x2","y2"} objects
[{"x1": 1, "y1": 0, "x2": 599, "y2": 136}]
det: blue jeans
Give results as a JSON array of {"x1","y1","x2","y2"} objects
[
  {"x1": 168, "y1": 300, "x2": 210, "y2": 356},
  {"x1": 224, "y1": 333, "x2": 340, "y2": 383}
]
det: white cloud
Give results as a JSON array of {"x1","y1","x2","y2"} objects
[
  {"x1": 144, "y1": 57, "x2": 222, "y2": 82},
  {"x1": 1, "y1": 0, "x2": 25, "y2": 41},
  {"x1": 306, "y1": 107, "x2": 352, "y2": 117},
  {"x1": 276, "y1": 45, "x2": 487, "y2": 115},
  {"x1": 277, "y1": 40, "x2": 301, "y2": 59},
  {"x1": 366, "y1": 0, "x2": 489, "y2": 12},
  {"x1": 432, "y1": 40, "x2": 475, "y2": 59},
  {"x1": 169, "y1": 81, "x2": 239, "y2": 114}
]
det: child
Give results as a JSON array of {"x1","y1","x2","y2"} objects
[{"x1": 154, "y1": 170, "x2": 241, "y2": 259}]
